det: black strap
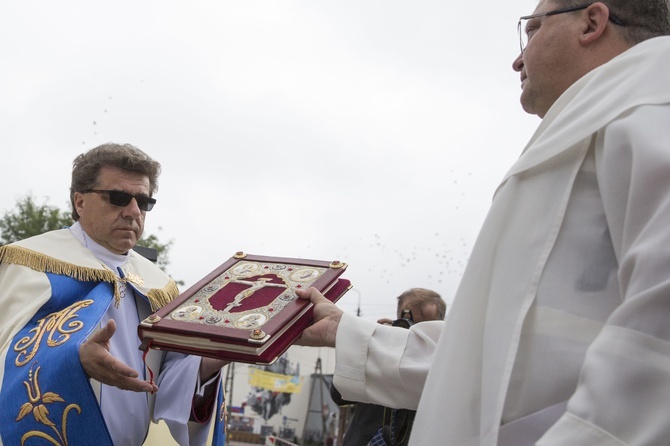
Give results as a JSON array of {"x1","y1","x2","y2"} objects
[{"x1": 381, "y1": 408, "x2": 415, "y2": 446}]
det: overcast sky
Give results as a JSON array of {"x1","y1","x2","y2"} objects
[{"x1": 1, "y1": 0, "x2": 541, "y2": 321}]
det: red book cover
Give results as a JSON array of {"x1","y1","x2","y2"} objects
[{"x1": 138, "y1": 252, "x2": 350, "y2": 365}]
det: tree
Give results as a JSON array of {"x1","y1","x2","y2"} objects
[
  {"x1": 137, "y1": 231, "x2": 184, "y2": 285},
  {"x1": 0, "y1": 194, "x2": 181, "y2": 284},
  {"x1": 0, "y1": 194, "x2": 72, "y2": 245}
]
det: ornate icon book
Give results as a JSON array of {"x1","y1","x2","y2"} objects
[{"x1": 138, "y1": 252, "x2": 351, "y2": 365}]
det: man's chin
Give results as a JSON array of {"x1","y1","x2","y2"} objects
[
  {"x1": 111, "y1": 239, "x2": 137, "y2": 255},
  {"x1": 520, "y1": 97, "x2": 538, "y2": 117}
]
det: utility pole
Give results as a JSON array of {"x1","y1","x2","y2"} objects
[
  {"x1": 224, "y1": 362, "x2": 235, "y2": 409},
  {"x1": 302, "y1": 357, "x2": 330, "y2": 444},
  {"x1": 350, "y1": 288, "x2": 362, "y2": 317}
]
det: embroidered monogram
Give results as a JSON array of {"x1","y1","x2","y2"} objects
[{"x1": 13, "y1": 300, "x2": 94, "y2": 367}]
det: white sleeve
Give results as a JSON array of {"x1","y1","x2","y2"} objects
[
  {"x1": 333, "y1": 312, "x2": 442, "y2": 410},
  {"x1": 154, "y1": 353, "x2": 214, "y2": 446},
  {"x1": 538, "y1": 105, "x2": 670, "y2": 445}
]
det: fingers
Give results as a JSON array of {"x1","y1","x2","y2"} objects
[
  {"x1": 105, "y1": 318, "x2": 117, "y2": 337},
  {"x1": 116, "y1": 375, "x2": 158, "y2": 393},
  {"x1": 105, "y1": 354, "x2": 140, "y2": 379},
  {"x1": 99, "y1": 356, "x2": 156, "y2": 392},
  {"x1": 294, "y1": 288, "x2": 343, "y2": 348},
  {"x1": 85, "y1": 319, "x2": 116, "y2": 346},
  {"x1": 296, "y1": 287, "x2": 329, "y2": 304},
  {"x1": 99, "y1": 360, "x2": 156, "y2": 392},
  {"x1": 80, "y1": 319, "x2": 156, "y2": 393}
]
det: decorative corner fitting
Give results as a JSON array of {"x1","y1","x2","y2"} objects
[{"x1": 145, "y1": 314, "x2": 161, "y2": 324}]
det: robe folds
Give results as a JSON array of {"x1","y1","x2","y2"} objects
[
  {"x1": 0, "y1": 229, "x2": 226, "y2": 446},
  {"x1": 334, "y1": 36, "x2": 670, "y2": 445}
]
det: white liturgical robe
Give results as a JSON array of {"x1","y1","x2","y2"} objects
[
  {"x1": 0, "y1": 224, "x2": 219, "y2": 446},
  {"x1": 334, "y1": 36, "x2": 670, "y2": 446}
]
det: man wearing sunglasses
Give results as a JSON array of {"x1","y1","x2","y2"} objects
[
  {"x1": 297, "y1": 1, "x2": 670, "y2": 445},
  {"x1": 0, "y1": 144, "x2": 227, "y2": 445}
]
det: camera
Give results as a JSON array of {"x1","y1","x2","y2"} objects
[
  {"x1": 391, "y1": 317, "x2": 414, "y2": 329},
  {"x1": 391, "y1": 308, "x2": 414, "y2": 329}
]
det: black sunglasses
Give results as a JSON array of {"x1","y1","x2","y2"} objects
[{"x1": 84, "y1": 189, "x2": 157, "y2": 212}]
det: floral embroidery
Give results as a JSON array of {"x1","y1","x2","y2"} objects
[{"x1": 16, "y1": 363, "x2": 82, "y2": 446}]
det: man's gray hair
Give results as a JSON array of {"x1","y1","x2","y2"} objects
[
  {"x1": 556, "y1": 0, "x2": 670, "y2": 43},
  {"x1": 69, "y1": 143, "x2": 161, "y2": 221}
]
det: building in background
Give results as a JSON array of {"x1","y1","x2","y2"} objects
[
  {"x1": 226, "y1": 347, "x2": 338, "y2": 445},
  {"x1": 144, "y1": 345, "x2": 338, "y2": 445}
]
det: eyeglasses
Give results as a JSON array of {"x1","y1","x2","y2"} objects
[
  {"x1": 84, "y1": 189, "x2": 157, "y2": 211},
  {"x1": 518, "y1": 3, "x2": 627, "y2": 53}
]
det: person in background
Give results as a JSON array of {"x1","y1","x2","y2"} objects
[
  {"x1": 331, "y1": 288, "x2": 446, "y2": 446},
  {"x1": 0, "y1": 143, "x2": 228, "y2": 445},
  {"x1": 297, "y1": 1, "x2": 670, "y2": 444}
]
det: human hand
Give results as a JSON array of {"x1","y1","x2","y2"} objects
[
  {"x1": 295, "y1": 287, "x2": 343, "y2": 348},
  {"x1": 377, "y1": 317, "x2": 394, "y2": 325},
  {"x1": 200, "y1": 358, "x2": 230, "y2": 381},
  {"x1": 79, "y1": 319, "x2": 158, "y2": 393}
]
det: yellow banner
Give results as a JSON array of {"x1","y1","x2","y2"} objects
[{"x1": 248, "y1": 368, "x2": 304, "y2": 394}]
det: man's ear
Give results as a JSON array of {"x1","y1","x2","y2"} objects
[
  {"x1": 74, "y1": 191, "x2": 85, "y2": 216},
  {"x1": 580, "y1": 2, "x2": 610, "y2": 46}
]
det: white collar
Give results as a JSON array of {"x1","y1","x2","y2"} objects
[
  {"x1": 69, "y1": 221, "x2": 128, "y2": 273},
  {"x1": 501, "y1": 36, "x2": 670, "y2": 186}
]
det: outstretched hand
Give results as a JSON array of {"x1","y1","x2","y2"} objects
[
  {"x1": 79, "y1": 319, "x2": 158, "y2": 393},
  {"x1": 295, "y1": 287, "x2": 344, "y2": 348}
]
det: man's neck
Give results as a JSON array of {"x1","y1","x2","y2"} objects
[{"x1": 69, "y1": 221, "x2": 128, "y2": 272}]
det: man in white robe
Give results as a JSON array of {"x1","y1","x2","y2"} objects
[
  {"x1": 0, "y1": 143, "x2": 228, "y2": 445},
  {"x1": 296, "y1": 1, "x2": 670, "y2": 445}
]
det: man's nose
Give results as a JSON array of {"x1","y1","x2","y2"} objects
[
  {"x1": 512, "y1": 52, "x2": 524, "y2": 72},
  {"x1": 121, "y1": 197, "x2": 143, "y2": 217}
]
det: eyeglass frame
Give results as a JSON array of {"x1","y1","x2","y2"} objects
[
  {"x1": 83, "y1": 189, "x2": 157, "y2": 212},
  {"x1": 517, "y1": 3, "x2": 627, "y2": 53}
]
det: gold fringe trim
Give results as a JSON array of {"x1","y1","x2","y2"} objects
[
  {"x1": 0, "y1": 245, "x2": 178, "y2": 311},
  {"x1": 147, "y1": 279, "x2": 179, "y2": 312},
  {"x1": 0, "y1": 245, "x2": 117, "y2": 284},
  {"x1": 0, "y1": 245, "x2": 123, "y2": 304}
]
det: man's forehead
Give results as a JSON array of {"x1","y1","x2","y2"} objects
[
  {"x1": 533, "y1": 0, "x2": 555, "y2": 14},
  {"x1": 96, "y1": 166, "x2": 150, "y2": 189}
]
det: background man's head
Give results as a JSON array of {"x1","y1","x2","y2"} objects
[
  {"x1": 513, "y1": 0, "x2": 670, "y2": 117},
  {"x1": 554, "y1": 0, "x2": 670, "y2": 44},
  {"x1": 396, "y1": 288, "x2": 446, "y2": 323},
  {"x1": 70, "y1": 143, "x2": 161, "y2": 254}
]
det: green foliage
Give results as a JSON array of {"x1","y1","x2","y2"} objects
[
  {"x1": 0, "y1": 194, "x2": 73, "y2": 245},
  {"x1": 138, "y1": 231, "x2": 184, "y2": 286}
]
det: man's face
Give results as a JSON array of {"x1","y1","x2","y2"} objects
[
  {"x1": 74, "y1": 166, "x2": 150, "y2": 255},
  {"x1": 513, "y1": 0, "x2": 583, "y2": 117}
]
